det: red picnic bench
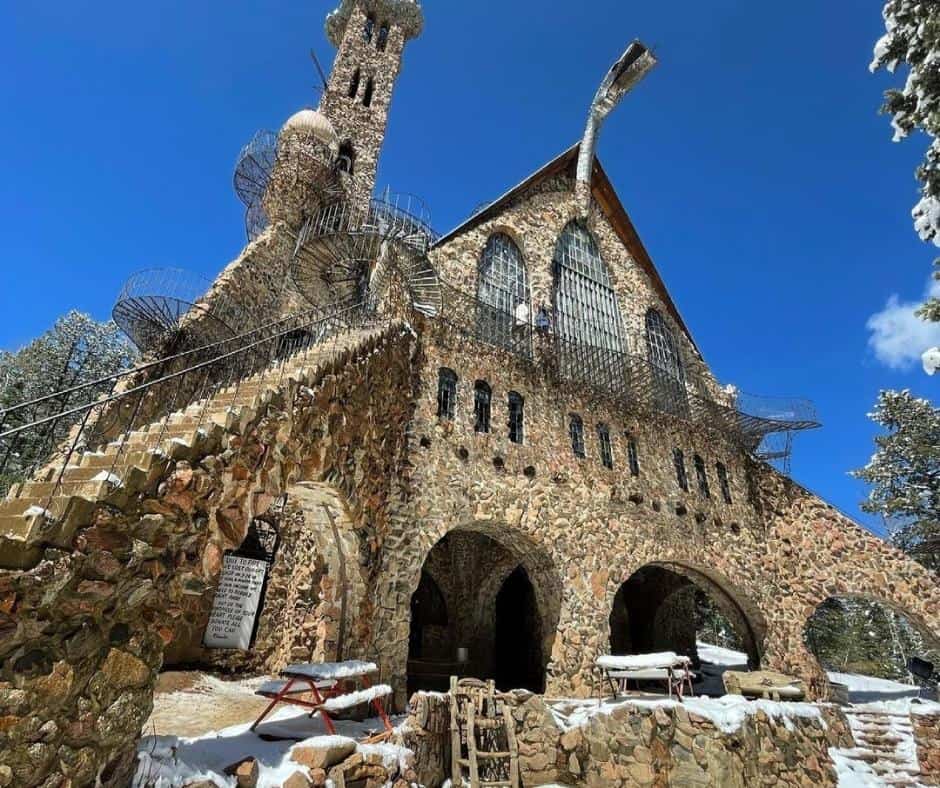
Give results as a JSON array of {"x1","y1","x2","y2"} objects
[{"x1": 250, "y1": 659, "x2": 394, "y2": 739}]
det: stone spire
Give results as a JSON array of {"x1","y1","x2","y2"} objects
[{"x1": 319, "y1": 0, "x2": 424, "y2": 212}]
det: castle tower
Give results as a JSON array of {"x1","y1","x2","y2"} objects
[{"x1": 319, "y1": 0, "x2": 424, "y2": 211}]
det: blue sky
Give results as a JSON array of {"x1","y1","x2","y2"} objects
[{"x1": 1, "y1": 0, "x2": 936, "y2": 535}]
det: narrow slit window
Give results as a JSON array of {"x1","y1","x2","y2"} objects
[
  {"x1": 474, "y1": 381, "x2": 491, "y2": 434},
  {"x1": 717, "y1": 462, "x2": 732, "y2": 504},
  {"x1": 337, "y1": 141, "x2": 355, "y2": 175},
  {"x1": 673, "y1": 448, "x2": 689, "y2": 492},
  {"x1": 348, "y1": 68, "x2": 361, "y2": 99},
  {"x1": 363, "y1": 14, "x2": 375, "y2": 41},
  {"x1": 363, "y1": 77, "x2": 375, "y2": 107},
  {"x1": 626, "y1": 433, "x2": 640, "y2": 477},
  {"x1": 377, "y1": 24, "x2": 390, "y2": 51},
  {"x1": 508, "y1": 391, "x2": 524, "y2": 444},
  {"x1": 693, "y1": 454, "x2": 710, "y2": 499},
  {"x1": 597, "y1": 423, "x2": 614, "y2": 470},
  {"x1": 437, "y1": 368, "x2": 457, "y2": 420},
  {"x1": 569, "y1": 414, "x2": 585, "y2": 458}
]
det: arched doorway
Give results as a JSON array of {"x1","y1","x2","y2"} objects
[
  {"x1": 804, "y1": 595, "x2": 940, "y2": 701},
  {"x1": 609, "y1": 563, "x2": 765, "y2": 695},
  {"x1": 406, "y1": 527, "x2": 560, "y2": 695}
]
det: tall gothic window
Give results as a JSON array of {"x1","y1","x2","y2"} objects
[
  {"x1": 377, "y1": 23, "x2": 390, "y2": 51},
  {"x1": 553, "y1": 222, "x2": 625, "y2": 388},
  {"x1": 597, "y1": 423, "x2": 614, "y2": 469},
  {"x1": 569, "y1": 414, "x2": 585, "y2": 458},
  {"x1": 673, "y1": 448, "x2": 689, "y2": 492},
  {"x1": 716, "y1": 462, "x2": 732, "y2": 504},
  {"x1": 645, "y1": 308, "x2": 688, "y2": 416},
  {"x1": 508, "y1": 391, "x2": 524, "y2": 444},
  {"x1": 476, "y1": 233, "x2": 530, "y2": 356},
  {"x1": 363, "y1": 77, "x2": 375, "y2": 107},
  {"x1": 437, "y1": 368, "x2": 457, "y2": 420},
  {"x1": 474, "y1": 380, "x2": 491, "y2": 433},
  {"x1": 348, "y1": 68, "x2": 361, "y2": 99},
  {"x1": 626, "y1": 433, "x2": 640, "y2": 476},
  {"x1": 363, "y1": 14, "x2": 375, "y2": 41},
  {"x1": 693, "y1": 453, "x2": 710, "y2": 499}
]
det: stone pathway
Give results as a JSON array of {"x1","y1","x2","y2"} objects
[{"x1": 832, "y1": 705, "x2": 928, "y2": 787}]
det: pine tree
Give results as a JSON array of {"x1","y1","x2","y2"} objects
[
  {"x1": 853, "y1": 390, "x2": 940, "y2": 572},
  {"x1": 870, "y1": 0, "x2": 940, "y2": 319},
  {"x1": 0, "y1": 311, "x2": 136, "y2": 494}
]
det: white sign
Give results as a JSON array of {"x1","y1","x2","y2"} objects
[{"x1": 203, "y1": 554, "x2": 269, "y2": 650}]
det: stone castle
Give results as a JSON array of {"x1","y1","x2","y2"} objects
[{"x1": 0, "y1": 0, "x2": 938, "y2": 785}]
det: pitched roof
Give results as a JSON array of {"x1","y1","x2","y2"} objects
[{"x1": 433, "y1": 143, "x2": 700, "y2": 356}]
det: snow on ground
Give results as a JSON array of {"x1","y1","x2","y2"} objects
[{"x1": 550, "y1": 694, "x2": 824, "y2": 734}]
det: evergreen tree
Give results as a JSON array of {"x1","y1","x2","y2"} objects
[
  {"x1": 853, "y1": 390, "x2": 940, "y2": 572},
  {"x1": 871, "y1": 0, "x2": 940, "y2": 319},
  {"x1": 0, "y1": 311, "x2": 136, "y2": 494}
]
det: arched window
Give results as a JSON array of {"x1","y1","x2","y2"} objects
[
  {"x1": 476, "y1": 233, "x2": 530, "y2": 355},
  {"x1": 553, "y1": 222, "x2": 625, "y2": 387},
  {"x1": 693, "y1": 453, "x2": 710, "y2": 499},
  {"x1": 377, "y1": 23, "x2": 390, "y2": 51},
  {"x1": 474, "y1": 380, "x2": 491, "y2": 433},
  {"x1": 363, "y1": 14, "x2": 375, "y2": 42},
  {"x1": 625, "y1": 432, "x2": 640, "y2": 476},
  {"x1": 569, "y1": 414, "x2": 585, "y2": 458},
  {"x1": 437, "y1": 367, "x2": 457, "y2": 420},
  {"x1": 363, "y1": 77, "x2": 375, "y2": 107},
  {"x1": 337, "y1": 141, "x2": 356, "y2": 175},
  {"x1": 716, "y1": 462, "x2": 732, "y2": 504},
  {"x1": 645, "y1": 308, "x2": 687, "y2": 415},
  {"x1": 508, "y1": 391, "x2": 524, "y2": 444},
  {"x1": 597, "y1": 423, "x2": 614, "y2": 469},
  {"x1": 348, "y1": 68, "x2": 361, "y2": 99},
  {"x1": 673, "y1": 448, "x2": 689, "y2": 492}
]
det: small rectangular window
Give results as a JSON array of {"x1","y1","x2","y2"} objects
[
  {"x1": 508, "y1": 391, "x2": 524, "y2": 444},
  {"x1": 569, "y1": 414, "x2": 585, "y2": 458},
  {"x1": 693, "y1": 454, "x2": 711, "y2": 499},
  {"x1": 673, "y1": 448, "x2": 689, "y2": 492},
  {"x1": 474, "y1": 381, "x2": 491, "y2": 433},
  {"x1": 437, "y1": 368, "x2": 457, "y2": 420},
  {"x1": 597, "y1": 423, "x2": 613, "y2": 470},
  {"x1": 626, "y1": 433, "x2": 640, "y2": 477},
  {"x1": 717, "y1": 462, "x2": 732, "y2": 504}
]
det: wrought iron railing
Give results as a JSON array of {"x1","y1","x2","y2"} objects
[
  {"x1": 0, "y1": 302, "x2": 375, "y2": 499},
  {"x1": 432, "y1": 283, "x2": 819, "y2": 455}
]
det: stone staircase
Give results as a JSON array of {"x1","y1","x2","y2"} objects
[
  {"x1": 832, "y1": 705, "x2": 928, "y2": 787},
  {"x1": 0, "y1": 322, "x2": 392, "y2": 570}
]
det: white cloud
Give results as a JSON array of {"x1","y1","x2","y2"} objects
[{"x1": 866, "y1": 278, "x2": 940, "y2": 370}]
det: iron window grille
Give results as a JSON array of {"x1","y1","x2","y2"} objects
[
  {"x1": 553, "y1": 222, "x2": 626, "y2": 387},
  {"x1": 474, "y1": 380, "x2": 492, "y2": 433},
  {"x1": 508, "y1": 391, "x2": 524, "y2": 444},
  {"x1": 437, "y1": 367, "x2": 457, "y2": 420},
  {"x1": 476, "y1": 233, "x2": 531, "y2": 357},
  {"x1": 693, "y1": 454, "x2": 711, "y2": 499},
  {"x1": 569, "y1": 414, "x2": 585, "y2": 458},
  {"x1": 597, "y1": 423, "x2": 614, "y2": 469},
  {"x1": 645, "y1": 308, "x2": 689, "y2": 417},
  {"x1": 717, "y1": 462, "x2": 732, "y2": 504},
  {"x1": 626, "y1": 433, "x2": 640, "y2": 476},
  {"x1": 673, "y1": 448, "x2": 689, "y2": 492}
]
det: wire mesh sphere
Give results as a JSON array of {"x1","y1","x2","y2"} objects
[
  {"x1": 112, "y1": 268, "x2": 240, "y2": 353},
  {"x1": 234, "y1": 130, "x2": 278, "y2": 208}
]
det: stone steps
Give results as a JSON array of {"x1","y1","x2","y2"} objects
[
  {"x1": 833, "y1": 707, "x2": 929, "y2": 787},
  {"x1": 0, "y1": 323, "x2": 390, "y2": 569}
]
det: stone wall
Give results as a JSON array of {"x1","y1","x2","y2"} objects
[
  {"x1": 400, "y1": 691, "x2": 857, "y2": 788},
  {"x1": 913, "y1": 712, "x2": 940, "y2": 779},
  {"x1": 0, "y1": 325, "x2": 417, "y2": 787}
]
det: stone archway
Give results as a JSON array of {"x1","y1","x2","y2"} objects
[
  {"x1": 609, "y1": 562, "x2": 766, "y2": 671},
  {"x1": 400, "y1": 523, "x2": 563, "y2": 699}
]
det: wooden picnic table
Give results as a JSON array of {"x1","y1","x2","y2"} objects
[
  {"x1": 596, "y1": 652, "x2": 695, "y2": 700},
  {"x1": 250, "y1": 659, "x2": 393, "y2": 738}
]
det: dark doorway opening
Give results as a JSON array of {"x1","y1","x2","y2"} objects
[{"x1": 494, "y1": 566, "x2": 544, "y2": 692}]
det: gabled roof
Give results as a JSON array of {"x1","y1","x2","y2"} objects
[{"x1": 433, "y1": 143, "x2": 700, "y2": 356}]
